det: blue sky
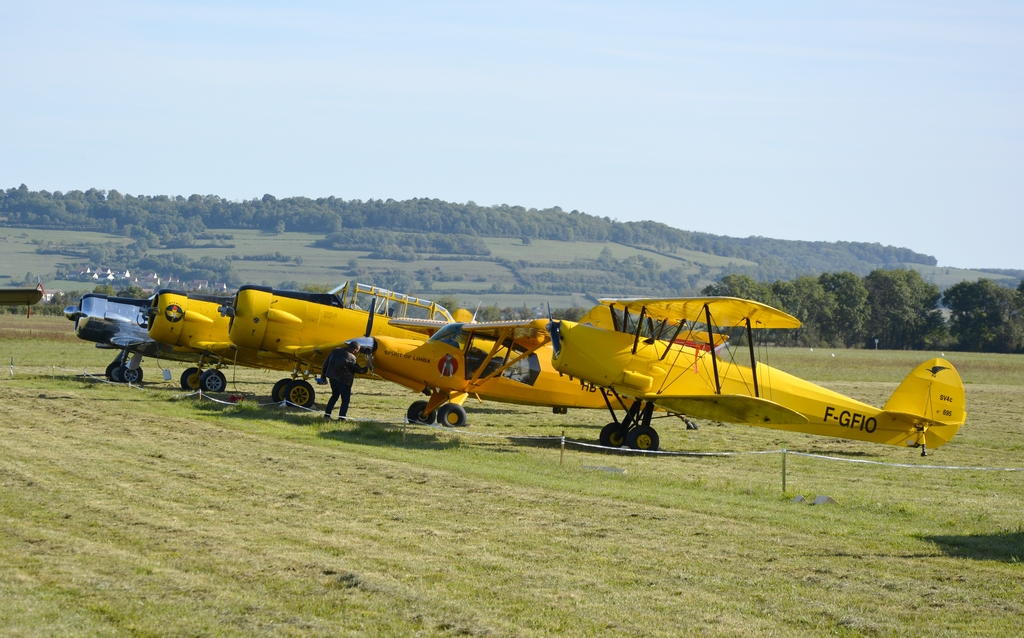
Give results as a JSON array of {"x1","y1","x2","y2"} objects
[{"x1": 2, "y1": 1, "x2": 1021, "y2": 269}]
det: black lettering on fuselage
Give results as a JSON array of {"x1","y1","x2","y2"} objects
[{"x1": 824, "y1": 406, "x2": 878, "y2": 433}]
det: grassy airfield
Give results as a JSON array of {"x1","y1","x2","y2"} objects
[{"x1": 2, "y1": 316, "x2": 1024, "y2": 636}]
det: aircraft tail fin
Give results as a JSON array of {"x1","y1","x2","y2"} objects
[{"x1": 879, "y1": 358, "x2": 966, "y2": 449}]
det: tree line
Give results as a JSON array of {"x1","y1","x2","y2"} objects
[
  {"x1": 2, "y1": 185, "x2": 940, "y2": 279},
  {"x1": 704, "y1": 271, "x2": 1024, "y2": 353}
]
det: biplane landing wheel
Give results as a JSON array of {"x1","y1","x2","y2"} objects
[
  {"x1": 599, "y1": 422, "x2": 627, "y2": 448},
  {"x1": 180, "y1": 367, "x2": 201, "y2": 390},
  {"x1": 271, "y1": 378, "x2": 291, "y2": 402},
  {"x1": 407, "y1": 400, "x2": 436, "y2": 424},
  {"x1": 283, "y1": 379, "x2": 315, "y2": 408},
  {"x1": 626, "y1": 426, "x2": 660, "y2": 451},
  {"x1": 120, "y1": 366, "x2": 143, "y2": 384},
  {"x1": 199, "y1": 369, "x2": 228, "y2": 393},
  {"x1": 437, "y1": 403, "x2": 468, "y2": 427}
]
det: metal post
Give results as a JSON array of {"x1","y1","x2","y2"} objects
[
  {"x1": 782, "y1": 448, "x2": 787, "y2": 493},
  {"x1": 560, "y1": 430, "x2": 565, "y2": 466}
]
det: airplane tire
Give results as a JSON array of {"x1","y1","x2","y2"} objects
[
  {"x1": 121, "y1": 366, "x2": 143, "y2": 384},
  {"x1": 437, "y1": 403, "x2": 468, "y2": 427},
  {"x1": 180, "y1": 367, "x2": 201, "y2": 390},
  {"x1": 599, "y1": 422, "x2": 627, "y2": 448},
  {"x1": 271, "y1": 378, "x2": 291, "y2": 402},
  {"x1": 199, "y1": 369, "x2": 228, "y2": 393},
  {"x1": 407, "y1": 400, "x2": 436, "y2": 424},
  {"x1": 626, "y1": 426, "x2": 660, "y2": 451},
  {"x1": 105, "y1": 360, "x2": 120, "y2": 380},
  {"x1": 109, "y1": 364, "x2": 124, "y2": 383},
  {"x1": 283, "y1": 379, "x2": 315, "y2": 408}
]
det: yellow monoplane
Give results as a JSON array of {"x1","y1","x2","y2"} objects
[
  {"x1": 353, "y1": 315, "x2": 611, "y2": 427},
  {"x1": 546, "y1": 297, "x2": 967, "y2": 454},
  {"x1": 147, "y1": 290, "x2": 294, "y2": 392},
  {"x1": 224, "y1": 282, "x2": 459, "y2": 407}
]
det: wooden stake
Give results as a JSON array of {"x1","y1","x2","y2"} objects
[{"x1": 560, "y1": 430, "x2": 565, "y2": 466}]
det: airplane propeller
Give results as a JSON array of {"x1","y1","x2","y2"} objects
[{"x1": 546, "y1": 302, "x2": 562, "y2": 358}]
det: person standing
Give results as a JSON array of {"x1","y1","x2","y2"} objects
[{"x1": 318, "y1": 342, "x2": 362, "y2": 420}]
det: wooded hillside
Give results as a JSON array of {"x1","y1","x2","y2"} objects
[{"x1": 1, "y1": 185, "x2": 936, "y2": 281}]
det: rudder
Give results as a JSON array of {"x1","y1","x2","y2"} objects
[{"x1": 881, "y1": 358, "x2": 966, "y2": 448}]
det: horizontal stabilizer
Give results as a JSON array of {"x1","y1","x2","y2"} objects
[
  {"x1": 654, "y1": 394, "x2": 809, "y2": 426},
  {"x1": 873, "y1": 410, "x2": 963, "y2": 448}
]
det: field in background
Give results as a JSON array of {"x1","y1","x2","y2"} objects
[
  {"x1": 2, "y1": 228, "x2": 1018, "y2": 308},
  {"x1": 2, "y1": 317, "x2": 1023, "y2": 635}
]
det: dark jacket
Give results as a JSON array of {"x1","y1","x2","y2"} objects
[{"x1": 322, "y1": 348, "x2": 361, "y2": 386}]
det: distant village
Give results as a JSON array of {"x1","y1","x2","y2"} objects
[{"x1": 65, "y1": 266, "x2": 231, "y2": 293}]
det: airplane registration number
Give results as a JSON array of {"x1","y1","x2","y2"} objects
[{"x1": 823, "y1": 406, "x2": 877, "y2": 433}]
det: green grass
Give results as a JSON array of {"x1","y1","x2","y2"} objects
[{"x1": 2, "y1": 318, "x2": 1024, "y2": 635}]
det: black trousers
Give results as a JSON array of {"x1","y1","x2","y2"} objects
[{"x1": 324, "y1": 379, "x2": 352, "y2": 417}]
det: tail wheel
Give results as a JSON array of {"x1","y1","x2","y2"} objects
[
  {"x1": 180, "y1": 367, "x2": 201, "y2": 390},
  {"x1": 407, "y1": 400, "x2": 436, "y2": 424},
  {"x1": 626, "y1": 426, "x2": 660, "y2": 451},
  {"x1": 284, "y1": 379, "x2": 315, "y2": 408},
  {"x1": 121, "y1": 366, "x2": 143, "y2": 384},
  {"x1": 271, "y1": 378, "x2": 291, "y2": 402},
  {"x1": 599, "y1": 422, "x2": 627, "y2": 448},
  {"x1": 437, "y1": 403, "x2": 468, "y2": 427},
  {"x1": 199, "y1": 369, "x2": 228, "y2": 393}
]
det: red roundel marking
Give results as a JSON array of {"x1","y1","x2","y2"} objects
[{"x1": 438, "y1": 354, "x2": 458, "y2": 377}]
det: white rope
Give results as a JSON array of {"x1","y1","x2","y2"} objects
[
  {"x1": 786, "y1": 450, "x2": 1024, "y2": 472},
  {"x1": 8, "y1": 363, "x2": 1024, "y2": 472}
]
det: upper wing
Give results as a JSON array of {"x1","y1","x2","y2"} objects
[{"x1": 599, "y1": 297, "x2": 801, "y2": 329}]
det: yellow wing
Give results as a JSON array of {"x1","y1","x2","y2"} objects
[
  {"x1": 599, "y1": 297, "x2": 801, "y2": 329},
  {"x1": 0, "y1": 286, "x2": 44, "y2": 306},
  {"x1": 389, "y1": 318, "x2": 551, "y2": 350}
]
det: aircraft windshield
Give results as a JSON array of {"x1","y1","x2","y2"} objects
[
  {"x1": 463, "y1": 338, "x2": 540, "y2": 386},
  {"x1": 429, "y1": 323, "x2": 467, "y2": 349},
  {"x1": 350, "y1": 283, "x2": 453, "y2": 321}
]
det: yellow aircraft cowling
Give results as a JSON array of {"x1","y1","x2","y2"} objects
[
  {"x1": 552, "y1": 321, "x2": 635, "y2": 387},
  {"x1": 149, "y1": 292, "x2": 191, "y2": 347},
  {"x1": 229, "y1": 287, "x2": 273, "y2": 351}
]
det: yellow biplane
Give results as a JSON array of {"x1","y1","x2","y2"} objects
[
  {"x1": 353, "y1": 315, "x2": 610, "y2": 427},
  {"x1": 546, "y1": 297, "x2": 967, "y2": 455},
  {"x1": 223, "y1": 282, "x2": 459, "y2": 407}
]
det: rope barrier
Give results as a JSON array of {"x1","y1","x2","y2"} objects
[
  {"x1": 8, "y1": 362, "x2": 1024, "y2": 472},
  {"x1": 785, "y1": 450, "x2": 1024, "y2": 472}
]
